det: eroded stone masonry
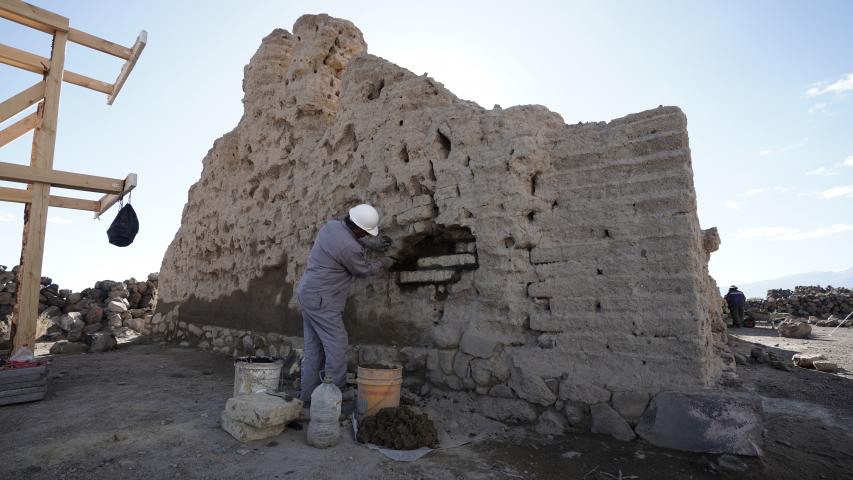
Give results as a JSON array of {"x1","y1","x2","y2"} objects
[{"x1": 154, "y1": 14, "x2": 729, "y2": 427}]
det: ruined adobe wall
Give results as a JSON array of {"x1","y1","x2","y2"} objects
[{"x1": 154, "y1": 14, "x2": 728, "y2": 422}]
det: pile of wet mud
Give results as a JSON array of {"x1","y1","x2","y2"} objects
[{"x1": 356, "y1": 406, "x2": 439, "y2": 450}]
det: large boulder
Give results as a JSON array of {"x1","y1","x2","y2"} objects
[
  {"x1": 55, "y1": 312, "x2": 84, "y2": 332},
  {"x1": 590, "y1": 402, "x2": 635, "y2": 442},
  {"x1": 791, "y1": 353, "x2": 825, "y2": 368},
  {"x1": 635, "y1": 391, "x2": 763, "y2": 456},
  {"x1": 224, "y1": 393, "x2": 302, "y2": 429},
  {"x1": 49, "y1": 341, "x2": 89, "y2": 355},
  {"x1": 86, "y1": 332, "x2": 117, "y2": 352},
  {"x1": 777, "y1": 321, "x2": 811, "y2": 339}
]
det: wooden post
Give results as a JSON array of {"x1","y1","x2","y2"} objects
[{"x1": 10, "y1": 30, "x2": 66, "y2": 352}]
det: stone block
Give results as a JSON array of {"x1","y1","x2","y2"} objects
[
  {"x1": 590, "y1": 402, "x2": 636, "y2": 442},
  {"x1": 55, "y1": 312, "x2": 84, "y2": 332},
  {"x1": 417, "y1": 254, "x2": 477, "y2": 269},
  {"x1": 488, "y1": 384, "x2": 515, "y2": 398},
  {"x1": 454, "y1": 242, "x2": 476, "y2": 254},
  {"x1": 470, "y1": 359, "x2": 492, "y2": 386},
  {"x1": 611, "y1": 391, "x2": 650, "y2": 422},
  {"x1": 813, "y1": 361, "x2": 838, "y2": 372},
  {"x1": 535, "y1": 410, "x2": 568, "y2": 436},
  {"x1": 635, "y1": 391, "x2": 763, "y2": 456},
  {"x1": 564, "y1": 401, "x2": 589, "y2": 427},
  {"x1": 791, "y1": 353, "x2": 825, "y2": 368},
  {"x1": 508, "y1": 367, "x2": 556, "y2": 406},
  {"x1": 86, "y1": 332, "x2": 117, "y2": 353},
  {"x1": 478, "y1": 397, "x2": 537, "y2": 423},
  {"x1": 49, "y1": 341, "x2": 89, "y2": 355},
  {"x1": 220, "y1": 412, "x2": 285, "y2": 443},
  {"x1": 438, "y1": 349, "x2": 455, "y2": 375},
  {"x1": 529, "y1": 312, "x2": 563, "y2": 332},
  {"x1": 452, "y1": 351, "x2": 471, "y2": 379},
  {"x1": 558, "y1": 381, "x2": 611, "y2": 404},
  {"x1": 398, "y1": 270, "x2": 458, "y2": 285},
  {"x1": 396, "y1": 204, "x2": 433, "y2": 225},
  {"x1": 224, "y1": 393, "x2": 303, "y2": 428},
  {"x1": 432, "y1": 324, "x2": 462, "y2": 349},
  {"x1": 106, "y1": 299, "x2": 128, "y2": 313},
  {"x1": 459, "y1": 330, "x2": 498, "y2": 359}
]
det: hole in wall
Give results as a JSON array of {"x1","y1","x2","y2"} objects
[
  {"x1": 596, "y1": 269, "x2": 603, "y2": 275},
  {"x1": 399, "y1": 144, "x2": 410, "y2": 163},
  {"x1": 435, "y1": 130, "x2": 451, "y2": 159},
  {"x1": 595, "y1": 301, "x2": 602, "y2": 312},
  {"x1": 640, "y1": 249, "x2": 647, "y2": 258},
  {"x1": 391, "y1": 225, "x2": 476, "y2": 272},
  {"x1": 603, "y1": 229, "x2": 611, "y2": 238},
  {"x1": 367, "y1": 78, "x2": 385, "y2": 101},
  {"x1": 504, "y1": 237, "x2": 515, "y2": 248}
]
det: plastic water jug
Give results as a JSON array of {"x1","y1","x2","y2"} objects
[{"x1": 307, "y1": 375, "x2": 342, "y2": 448}]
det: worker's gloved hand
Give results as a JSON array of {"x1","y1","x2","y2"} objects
[
  {"x1": 380, "y1": 256, "x2": 395, "y2": 270},
  {"x1": 361, "y1": 234, "x2": 393, "y2": 252}
]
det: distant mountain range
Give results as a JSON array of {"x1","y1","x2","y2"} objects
[{"x1": 724, "y1": 268, "x2": 853, "y2": 298}]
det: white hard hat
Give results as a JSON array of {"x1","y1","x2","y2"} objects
[{"x1": 348, "y1": 204, "x2": 380, "y2": 236}]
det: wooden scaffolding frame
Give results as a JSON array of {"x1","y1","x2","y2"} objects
[{"x1": 0, "y1": 0, "x2": 146, "y2": 352}]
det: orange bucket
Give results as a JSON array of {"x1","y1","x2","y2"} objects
[{"x1": 356, "y1": 364, "x2": 403, "y2": 417}]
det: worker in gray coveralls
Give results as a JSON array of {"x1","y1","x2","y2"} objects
[
  {"x1": 296, "y1": 204, "x2": 394, "y2": 403},
  {"x1": 724, "y1": 285, "x2": 747, "y2": 328}
]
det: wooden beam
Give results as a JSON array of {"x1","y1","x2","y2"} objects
[
  {"x1": 108, "y1": 30, "x2": 146, "y2": 105},
  {"x1": 0, "y1": 185, "x2": 30, "y2": 203},
  {"x1": 0, "y1": 43, "x2": 114, "y2": 95},
  {"x1": 95, "y1": 172, "x2": 137, "y2": 218},
  {"x1": 0, "y1": 162, "x2": 126, "y2": 194},
  {"x1": 63, "y1": 71, "x2": 113, "y2": 95},
  {"x1": 0, "y1": 185, "x2": 102, "y2": 211},
  {"x1": 49, "y1": 193, "x2": 99, "y2": 211},
  {"x1": 68, "y1": 28, "x2": 132, "y2": 60},
  {"x1": 11, "y1": 28, "x2": 66, "y2": 353},
  {"x1": 0, "y1": 0, "x2": 69, "y2": 34},
  {"x1": 0, "y1": 108, "x2": 39, "y2": 148},
  {"x1": 0, "y1": 81, "x2": 44, "y2": 124}
]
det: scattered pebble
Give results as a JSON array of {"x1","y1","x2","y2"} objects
[
  {"x1": 236, "y1": 449, "x2": 250, "y2": 456},
  {"x1": 561, "y1": 451, "x2": 582, "y2": 459}
]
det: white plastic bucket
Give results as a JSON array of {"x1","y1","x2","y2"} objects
[{"x1": 233, "y1": 356, "x2": 283, "y2": 396}]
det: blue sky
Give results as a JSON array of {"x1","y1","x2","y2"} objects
[{"x1": 1, "y1": 0, "x2": 851, "y2": 291}]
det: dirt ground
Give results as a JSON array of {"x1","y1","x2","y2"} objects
[{"x1": 1, "y1": 332, "x2": 852, "y2": 480}]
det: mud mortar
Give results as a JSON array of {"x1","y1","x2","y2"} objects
[{"x1": 356, "y1": 406, "x2": 439, "y2": 450}]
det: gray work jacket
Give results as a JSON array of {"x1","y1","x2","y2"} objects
[{"x1": 296, "y1": 220, "x2": 384, "y2": 312}]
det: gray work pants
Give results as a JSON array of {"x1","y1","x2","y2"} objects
[
  {"x1": 299, "y1": 302, "x2": 348, "y2": 403},
  {"x1": 730, "y1": 305, "x2": 744, "y2": 327}
]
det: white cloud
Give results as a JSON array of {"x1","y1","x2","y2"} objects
[
  {"x1": 755, "y1": 139, "x2": 808, "y2": 157},
  {"x1": 780, "y1": 224, "x2": 853, "y2": 240},
  {"x1": 723, "y1": 200, "x2": 742, "y2": 210},
  {"x1": 744, "y1": 188, "x2": 764, "y2": 196},
  {"x1": 736, "y1": 227, "x2": 799, "y2": 238},
  {"x1": 805, "y1": 166, "x2": 836, "y2": 176},
  {"x1": 47, "y1": 216, "x2": 72, "y2": 225},
  {"x1": 821, "y1": 186, "x2": 853, "y2": 199},
  {"x1": 808, "y1": 102, "x2": 827, "y2": 113},
  {"x1": 0, "y1": 212, "x2": 14, "y2": 222},
  {"x1": 843, "y1": 156, "x2": 853, "y2": 167},
  {"x1": 736, "y1": 224, "x2": 853, "y2": 241},
  {"x1": 806, "y1": 73, "x2": 853, "y2": 97}
]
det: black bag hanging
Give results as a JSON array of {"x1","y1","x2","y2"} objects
[{"x1": 107, "y1": 200, "x2": 139, "y2": 247}]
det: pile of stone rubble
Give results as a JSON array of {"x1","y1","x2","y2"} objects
[
  {"x1": 0, "y1": 265, "x2": 159, "y2": 353},
  {"x1": 742, "y1": 285, "x2": 852, "y2": 326}
]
